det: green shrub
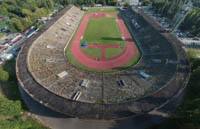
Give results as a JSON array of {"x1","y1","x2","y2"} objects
[
  {"x1": 0, "y1": 97, "x2": 21, "y2": 116},
  {"x1": 0, "y1": 67, "x2": 9, "y2": 82},
  {"x1": 0, "y1": 116, "x2": 49, "y2": 129},
  {"x1": 124, "y1": 2, "x2": 130, "y2": 7}
]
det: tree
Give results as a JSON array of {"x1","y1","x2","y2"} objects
[
  {"x1": 91, "y1": 0, "x2": 95, "y2": 6},
  {"x1": 22, "y1": 9, "x2": 32, "y2": 17},
  {"x1": 8, "y1": 18, "x2": 24, "y2": 32},
  {"x1": 150, "y1": 0, "x2": 200, "y2": 37},
  {"x1": 142, "y1": 0, "x2": 151, "y2": 6},
  {"x1": 124, "y1": 2, "x2": 130, "y2": 7}
]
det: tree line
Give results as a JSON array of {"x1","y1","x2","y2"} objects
[
  {"x1": 0, "y1": 0, "x2": 118, "y2": 33},
  {"x1": 141, "y1": 0, "x2": 200, "y2": 37},
  {"x1": 0, "y1": 0, "x2": 56, "y2": 32}
]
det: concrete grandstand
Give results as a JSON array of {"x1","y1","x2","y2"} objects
[{"x1": 16, "y1": 6, "x2": 190, "y2": 119}]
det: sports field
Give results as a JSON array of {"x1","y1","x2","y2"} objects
[
  {"x1": 81, "y1": 17, "x2": 126, "y2": 59},
  {"x1": 66, "y1": 8, "x2": 140, "y2": 72}
]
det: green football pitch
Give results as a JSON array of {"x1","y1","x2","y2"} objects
[{"x1": 80, "y1": 17, "x2": 126, "y2": 59}]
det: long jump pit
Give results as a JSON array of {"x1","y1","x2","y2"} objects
[{"x1": 69, "y1": 12, "x2": 139, "y2": 70}]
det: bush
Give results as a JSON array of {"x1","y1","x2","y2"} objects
[
  {"x1": 124, "y1": 2, "x2": 130, "y2": 7},
  {"x1": 0, "y1": 67, "x2": 9, "y2": 82},
  {"x1": 142, "y1": 0, "x2": 151, "y2": 6},
  {"x1": 0, "y1": 116, "x2": 49, "y2": 129},
  {"x1": 0, "y1": 97, "x2": 21, "y2": 116}
]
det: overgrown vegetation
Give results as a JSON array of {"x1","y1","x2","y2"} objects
[
  {"x1": 0, "y1": 97, "x2": 21, "y2": 116},
  {"x1": 148, "y1": 49, "x2": 200, "y2": 129},
  {"x1": 0, "y1": 116, "x2": 48, "y2": 129},
  {"x1": 0, "y1": 0, "x2": 119, "y2": 33},
  {"x1": 141, "y1": 0, "x2": 200, "y2": 37},
  {"x1": 0, "y1": 0, "x2": 60, "y2": 32},
  {"x1": 124, "y1": 2, "x2": 131, "y2": 7},
  {"x1": 0, "y1": 67, "x2": 9, "y2": 82},
  {"x1": 0, "y1": 60, "x2": 49, "y2": 129}
]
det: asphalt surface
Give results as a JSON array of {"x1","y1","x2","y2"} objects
[{"x1": 19, "y1": 86, "x2": 168, "y2": 129}]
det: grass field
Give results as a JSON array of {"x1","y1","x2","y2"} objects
[
  {"x1": 81, "y1": 17, "x2": 126, "y2": 59},
  {"x1": 87, "y1": 8, "x2": 118, "y2": 14}
]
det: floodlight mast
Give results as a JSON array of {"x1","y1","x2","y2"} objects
[{"x1": 171, "y1": 0, "x2": 193, "y2": 33}]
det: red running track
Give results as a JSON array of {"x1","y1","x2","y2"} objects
[{"x1": 69, "y1": 12, "x2": 138, "y2": 70}]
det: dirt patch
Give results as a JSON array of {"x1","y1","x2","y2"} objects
[
  {"x1": 105, "y1": 14, "x2": 113, "y2": 18},
  {"x1": 0, "y1": 116, "x2": 13, "y2": 120}
]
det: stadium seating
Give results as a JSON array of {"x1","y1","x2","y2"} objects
[{"x1": 24, "y1": 6, "x2": 184, "y2": 104}]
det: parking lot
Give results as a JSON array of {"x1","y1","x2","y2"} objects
[{"x1": 140, "y1": 6, "x2": 200, "y2": 49}]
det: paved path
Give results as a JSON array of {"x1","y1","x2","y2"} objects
[{"x1": 70, "y1": 12, "x2": 138, "y2": 70}]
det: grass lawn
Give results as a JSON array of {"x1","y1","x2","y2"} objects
[
  {"x1": 87, "y1": 8, "x2": 118, "y2": 14},
  {"x1": 105, "y1": 47, "x2": 126, "y2": 58},
  {"x1": 81, "y1": 17, "x2": 126, "y2": 59}
]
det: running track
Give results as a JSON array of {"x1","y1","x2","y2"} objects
[{"x1": 70, "y1": 12, "x2": 138, "y2": 70}]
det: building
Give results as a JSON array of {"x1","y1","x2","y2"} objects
[
  {"x1": 128, "y1": 0, "x2": 139, "y2": 5},
  {"x1": 95, "y1": 4, "x2": 103, "y2": 7},
  {"x1": 118, "y1": 0, "x2": 140, "y2": 6}
]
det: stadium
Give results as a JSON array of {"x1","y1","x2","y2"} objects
[{"x1": 16, "y1": 6, "x2": 190, "y2": 119}]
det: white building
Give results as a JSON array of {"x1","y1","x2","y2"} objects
[
  {"x1": 119, "y1": 0, "x2": 139, "y2": 6},
  {"x1": 128, "y1": 0, "x2": 139, "y2": 5}
]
